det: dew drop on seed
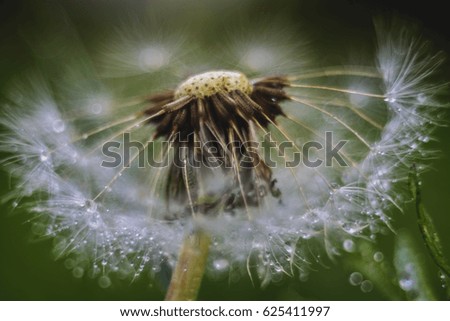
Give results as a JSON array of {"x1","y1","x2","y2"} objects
[
  {"x1": 343, "y1": 239, "x2": 355, "y2": 252},
  {"x1": 419, "y1": 135, "x2": 430, "y2": 143},
  {"x1": 39, "y1": 151, "x2": 49, "y2": 162},
  {"x1": 11, "y1": 201, "x2": 18, "y2": 208},
  {"x1": 330, "y1": 182, "x2": 340, "y2": 189},
  {"x1": 52, "y1": 119, "x2": 65, "y2": 133},
  {"x1": 384, "y1": 97, "x2": 396, "y2": 103},
  {"x1": 98, "y1": 275, "x2": 112, "y2": 288},
  {"x1": 213, "y1": 258, "x2": 229, "y2": 271},
  {"x1": 285, "y1": 245, "x2": 293, "y2": 254},
  {"x1": 349, "y1": 272, "x2": 363, "y2": 286},
  {"x1": 84, "y1": 199, "x2": 97, "y2": 213},
  {"x1": 360, "y1": 280, "x2": 373, "y2": 293},
  {"x1": 417, "y1": 93, "x2": 426, "y2": 103},
  {"x1": 101, "y1": 259, "x2": 107, "y2": 266},
  {"x1": 373, "y1": 251, "x2": 384, "y2": 262}
]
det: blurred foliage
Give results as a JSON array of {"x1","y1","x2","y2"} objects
[{"x1": 0, "y1": 0, "x2": 449, "y2": 300}]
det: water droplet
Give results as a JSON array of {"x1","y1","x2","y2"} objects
[
  {"x1": 343, "y1": 239, "x2": 355, "y2": 253},
  {"x1": 349, "y1": 272, "x2": 363, "y2": 286},
  {"x1": 417, "y1": 93, "x2": 426, "y2": 103},
  {"x1": 438, "y1": 271, "x2": 448, "y2": 289},
  {"x1": 384, "y1": 97, "x2": 396, "y2": 103},
  {"x1": 82, "y1": 133, "x2": 88, "y2": 140},
  {"x1": 419, "y1": 135, "x2": 430, "y2": 143},
  {"x1": 52, "y1": 119, "x2": 65, "y2": 133},
  {"x1": 360, "y1": 280, "x2": 373, "y2": 293},
  {"x1": 98, "y1": 275, "x2": 112, "y2": 288},
  {"x1": 399, "y1": 278, "x2": 415, "y2": 291},
  {"x1": 11, "y1": 201, "x2": 18, "y2": 208},
  {"x1": 213, "y1": 258, "x2": 229, "y2": 271},
  {"x1": 101, "y1": 259, "x2": 107, "y2": 266},
  {"x1": 373, "y1": 251, "x2": 384, "y2": 262},
  {"x1": 39, "y1": 151, "x2": 50, "y2": 162},
  {"x1": 330, "y1": 182, "x2": 340, "y2": 189},
  {"x1": 274, "y1": 265, "x2": 283, "y2": 273},
  {"x1": 84, "y1": 200, "x2": 97, "y2": 214}
]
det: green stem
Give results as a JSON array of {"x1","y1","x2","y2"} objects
[
  {"x1": 410, "y1": 164, "x2": 450, "y2": 277},
  {"x1": 165, "y1": 228, "x2": 211, "y2": 300}
]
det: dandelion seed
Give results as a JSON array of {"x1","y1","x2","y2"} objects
[{"x1": 0, "y1": 6, "x2": 447, "y2": 299}]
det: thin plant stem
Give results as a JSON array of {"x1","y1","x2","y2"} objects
[
  {"x1": 409, "y1": 165, "x2": 450, "y2": 277},
  {"x1": 165, "y1": 228, "x2": 211, "y2": 300}
]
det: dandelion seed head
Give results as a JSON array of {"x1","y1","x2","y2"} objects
[
  {"x1": 174, "y1": 70, "x2": 252, "y2": 99},
  {"x1": 0, "y1": 7, "x2": 446, "y2": 288}
]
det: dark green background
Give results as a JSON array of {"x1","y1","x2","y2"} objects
[{"x1": 0, "y1": 0, "x2": 449, "y2": 300}]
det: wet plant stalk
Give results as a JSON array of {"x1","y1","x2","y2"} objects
[
  {"x1": 165, "y1": 228, "x2": 211, "y2": 300},
  {"x1": 410, "y1": 165, "x2": 450, "y2": 277}
]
